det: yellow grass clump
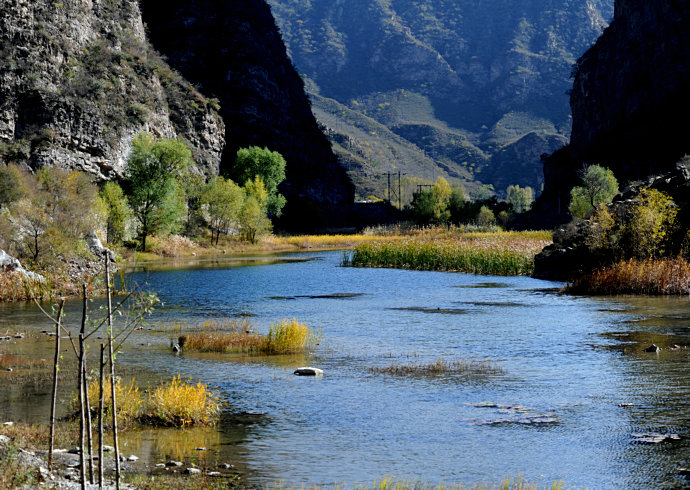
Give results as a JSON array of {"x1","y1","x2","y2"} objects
[
  {"x1": 76, "y1": 375, "x2": 221, "y2": 429},
  {"x1": 565, "y1": 257, "x2": 690, "y2": 295},
  {"x1": 263, "y1": 318, "x2": 320, "y2": 354},
  {"x1": 146, "y1": 375, "x2": 221, "y2": 427}
]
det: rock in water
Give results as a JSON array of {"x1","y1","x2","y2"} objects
[
  {"x1": 294, "y1": 367, "x2": 323, "y2": 376},
  {"x1": 644, "y1": 344, "x2": 660, "y2": 353}
]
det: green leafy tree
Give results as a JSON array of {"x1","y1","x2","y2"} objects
[
  {"x1": 100, "y1": 182, "x2": 131, "y2": 245},
  {"x1": 125, "y1": 133, "x2": 192, "y2": 251},
  {"x1": 569, "y1": 165, "x2": 619, "y2": 218},
  {"x1": 201, "y1": 177, "x2": 245, "y2": 245},
  {"x1": 179, "y1": 172, "x2": 206, "y2": 238},
  {"x1": 410, "y1": 177, "x2": 454, "y2": 225},
  {"x1": 506, "y1": 185, "x2": 534, "y2": 213},
  {"x1": 233, "y1": 146, "x2": 287, "y2": 217}
]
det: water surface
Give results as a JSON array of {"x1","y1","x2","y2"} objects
[{"x1": 2, "y1": 251, "x2": 690, "y2": 488}]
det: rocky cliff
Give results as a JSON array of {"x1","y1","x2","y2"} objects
[
  {"x1": 140, "y1": 0, "x2": 354, "y2": 228},
  {"x1": 538, "y1": 0, "x2": 690, "y2": 223},
  {"x1": 0, "y1": 0, "x2": 225, "y2": 179},
  {"x1": 0, "y1": 0, "x2": 353, "y2": 229}
]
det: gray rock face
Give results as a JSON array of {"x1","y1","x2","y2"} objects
[
  {"x1": 0, "y1": 247, "x2": 45, "y2": 282},
  {"x1": 0, "y1": 0, "x2": 224, "y2": 180}
]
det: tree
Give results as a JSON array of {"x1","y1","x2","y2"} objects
[
  {"x1": 125, "y1": 133, "x2": 192, "y2": 251},
  {"x1": 100, "y1": 182, "x2": 131, "y2": 245},
  {"x1": 625, "y1": 188, "x2": 677, "y2": 258},
  {"x1": 0, "y1": 164, "x2": 26, "y2": 208},
  {"x1": 233, "y1": 147, "x2": 287, "y2": 217},
  {"x1": 506, "y1": 185, "x2": 534, "y2": 213},
  {"x1": 201, "y1": 177, "x2": 245, "y2": 245},
  {"x1": 410, "y1": 177, "x2": 454, "y2": 225},
  {"x1": 476, "y1": 205, "x2": 496, "y2": 226},
  {"x1": 569, "y1": 165, "x2": 618, "y2": 218},
  {"x1": 240, "y1": 196, "x2": 272, "y2": 243}
]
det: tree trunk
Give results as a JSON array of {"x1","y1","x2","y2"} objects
[{"x1": 105, "y1": 254, "x2": 121, "y2": 489}]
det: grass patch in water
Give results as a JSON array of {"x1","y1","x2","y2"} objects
[
  {"x1": 76, "y1": 375, "x2": 221, "y2": 429},
  {"x1": 344, "y1": 231, "x2": 550, "y2": 276},
  {"x1": 181, "y1": 318, "x2": 319, "y2": 355},
  {"x1": 390, "y1": 307, "x2": 468, "y2": 314},
  {"x1": 370, "y1": 358, "x2": 503, "y2": 378},
  {"x1": 270, "y1": 476, "x2": 564, "y2": 489},
  {"x1": 565, "y1": 257, "x2": 690, "y2": 295},
  {"x1": 0, "y1": 353, "x2": 51, "y2": 369}
]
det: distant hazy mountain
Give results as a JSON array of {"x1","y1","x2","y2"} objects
[{"x1": 267, "y1": 0, "x2": 613, "y2": 199}]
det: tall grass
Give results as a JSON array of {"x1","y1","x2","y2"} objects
[
  {"x1": 565, "y1": 257, "x2": 690, "y2": 295},
  {"x1": 345, "y1": 231, "x2": 550, "y2": 276},
  {"x1": 77, "y1": 375, "x2": 221, "y2": 429},
  {"x1": 182, "y1": 318, "x2": 319, "y2": 355}
]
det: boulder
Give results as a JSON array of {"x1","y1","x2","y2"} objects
[
  {"x1": 644, "y1": 344, "x2": 660, "y2": 353},
  {"x1": 294, "y1": 367, "x2": 323, "y2": 376},
  {"x1": 183, "y1": 467, "x2": 202, "y2": 475},
  {"x1": 86, "y1": 230, "x2": 116, "y2": 263}
]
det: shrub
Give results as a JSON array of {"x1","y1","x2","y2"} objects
[
  {"x1": 81, "y1": 376, "x2": 144, "y2": 429},
  {"x1": 569, "y1": 164, "x2": 618, "y2": 218}
]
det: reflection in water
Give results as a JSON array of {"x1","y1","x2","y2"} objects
[{"x1": 3, "y1": 252, "x2": 690, "y2": 487}]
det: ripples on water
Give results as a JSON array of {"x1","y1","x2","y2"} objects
[{"x1": 2, "y1": 251, "x2": 690, "y2": 488}]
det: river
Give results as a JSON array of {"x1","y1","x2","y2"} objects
[{"x1": 1, "y1": 251, "x2": 690, "y2": 488}]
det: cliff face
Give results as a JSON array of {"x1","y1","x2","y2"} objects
[
  {"x1": 0, "y1": 0, "x2": 225, "y2": 179},
  {"x1": 539, "y1": 0, "x2": 690, "y2": 222},
  {"x1": 140, "y1": 0, "x2": 354, "y2": 227}
]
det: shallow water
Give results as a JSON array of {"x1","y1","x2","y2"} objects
[{"x1": 2, "y1": 251, "x2": 690, "y2": 488}]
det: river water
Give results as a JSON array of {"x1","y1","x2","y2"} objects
[{"x1": 2, "y1": 251, "x2": 690, "y2": 488}]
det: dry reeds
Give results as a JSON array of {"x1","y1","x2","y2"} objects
[
  {"x1": 371, "y1": 358, "x2": 504, "y2": 378},
  {"x1": 346, "y1": 231, "x2": 551, "y2": 276},
  {"x1": 565, "y1": 257, "x2": 690, "y2": 295}
]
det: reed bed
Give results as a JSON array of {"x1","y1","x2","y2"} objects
[
  {"x1": 346, "y1": 232, "x2": 550, "y2": 276},
  {"x1": 78, "y1": 375, "x2": 221, "y2": 429},
  {"x1": 565, "y1": 257, "x2": 690, "y2": 295},
  {"x1": 181, "y1": 318, "x2": 319, "y2": 355},
  {"x1": 370, "y1": 358, "x2": 504, "y2": 378}
]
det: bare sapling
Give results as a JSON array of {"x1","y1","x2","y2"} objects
[{"x1": 48, "y1": 299, "x2": 65, "y2": 469}]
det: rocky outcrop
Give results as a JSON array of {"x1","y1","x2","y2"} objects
[
  {"x1": 0, "y1": 0, "x2": 225, "y2": 180},
  {"x1": 534, "y1": 159, "x2": 690, "y2": 280},
  {"x1": 538, "y1": 1, "x2": 690, "y2": 223},
  {"x1": 140, "y1": 0, "x2": 355, "y2": 230}
]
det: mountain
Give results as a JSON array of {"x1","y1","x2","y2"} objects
[
  {"x1": 266, "y1": 0, "x2": 614, "y2": 198},
  {"x1": 537, "y1": 0, "x2": 690, "y2": 224},
  {"x1": 0, "y1": 0, "x2": 353, "y2": 229}
]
